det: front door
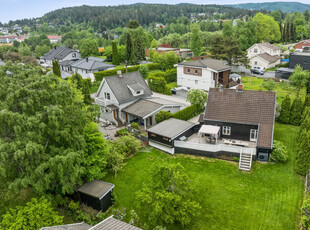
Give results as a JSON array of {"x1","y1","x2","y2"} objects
[
  {"x1": 149, "y1": 116, "x2": 152, "y2": 126},
  {"x1": 125, "y1": 113, "x2": 128, "y2": 123},
  {"x1": 113, "y1": 110, "x2": 119, "y2": 119}
]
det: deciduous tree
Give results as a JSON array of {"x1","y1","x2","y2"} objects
[
  {"x1": 187, "y1": 89, "x2": 208, "y2": 109},
  {"x1": 190, "y1": 23, "x2": 203, "y2": 56},
  {"x1": 253, "y1": 13, "x2": 281, "y2": 42}
]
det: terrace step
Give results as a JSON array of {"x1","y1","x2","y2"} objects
[{"x1": 239, "y1": 148, "x2": 253, "y2": 172}]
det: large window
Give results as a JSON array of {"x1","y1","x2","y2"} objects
[
  {"x1": 222, "y1": 126, "x2": 231, "y2": 135},
  {"x1": 254, "y1": 48, "x2": 258, "y2": 53},
  {"x1": 250, "y1": 129, "x2": 258, "y2": 141},
  {"x1": 194, "y1": 69, "x2": 199, "y2": 75}
]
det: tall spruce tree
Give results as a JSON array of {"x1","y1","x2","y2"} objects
[
  {"x1": 112, "y1": 41, "x2": 120, "y2": 65},
  {"x1": 125, "y1": 33, "x2": 132, "y2": 62},
  {"x1": 295, "y1": 116, "x2": 310, "y2": 175},
  {"x1": 278, "y1": 95, "x2": 291, "y2": 124},
  {"x1": 290, "y1": 97, "x2": 304, "y2": 126},
  {"x1": 134, "y1": 35, "x2": 145, "y2": 61},
  {"x1": 190, "y1": 23, "x2": 203, "y2": 56}
]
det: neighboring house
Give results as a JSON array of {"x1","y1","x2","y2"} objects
[
  {"x1": 247, "y1": 42, "x2": 281, "y2": 68},
  {"x1": 40, "y1": 222, "x2": 91, "y2": 230},
  {"x1": 40, "y1": 46, "x2": 80, "y2": 67},
  {"x1": 122, "y1": 97, "x2": 182, "y2": 129},
  {"x1": 77, "y1": 180, "x2": 114, "y2": 212},
  {"x1": 177, "y1": 58, "x2": 232, "y2": 91},
  {"x1": 289, "y1": 52, "x2": 310, "y2": 71},
  {"x1": 249, "y1": 53, "x2": 281, "y2": 69},
  {"x1": 95, "y1": 71, "x2": 152, "y2": 126},
  {"x1": 148, "y1": 86, "x2": 277, "y2": 171},
  {"x1": 145, "y1": 47, "x2": 193, "y2": 58},
  {"x1": 47, "y1": 35, "x2": 62, "y2": 43},
  {"x1": 40, "y1": 215, "x2": 142, "y2": 230},
  {"x1": 295, "y1": 39, "x2": 310, "y2": 52}
]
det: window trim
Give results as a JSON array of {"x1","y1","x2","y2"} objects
[
  {"x1": 222, "y1": 126, "x2": 231, "y2": 135},
  {"x1": 250, "y1": 129, "x2": 258, "y2": 141}
]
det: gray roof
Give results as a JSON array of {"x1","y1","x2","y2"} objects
[
  {"x1": 255, "y1": 53, "x2": 281, "y2": 63},
  {"x1": 77, "y1": 180, "x2": 115, "y2": 199},
  {"x1": 123, "y1": 99, "x2": 163, "y2": 118},
  {"x1": 259, "y1": 42, "x2": 281, "y2": 50},
  {"x1": 178, "y1": 58, "x2": 231, "y2": 72},
  {"x1": 88, "y1": 57, "x2": 106, "y2": 62},
  {"x1": 147, "y1": 118, "x2": 195, "y2": 139},
  {"x1": 40, "y1": 222, "x2": 91, "y2": 230},
  {"x1": 276, "y1": 67, "x2": 294, "y2": 73},
  {"x1": 89, "y1": 216, "x2": 142, "y2": 230},
  {"x1": 291, "y1": 52, "x2": 310, "y2": 56},
  {"x1": 59, "y1": 59, "x2": 79, "y2": 67},
  {"x1": 42, "y1": 46, "x2": 77, "y2": 61},
  {"x1": 99, "y1": 71, "x2": 152, "y2": 104},
  {"x1": 71, "y1": 58, "x2": 115, "y2": 71},
  {"x1": 127, "y1": 83, "x2": 145, "y2": 92}
]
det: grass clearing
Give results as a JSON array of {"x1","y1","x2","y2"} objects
[
  {"x1": 103, "y1": 123, "x2": 304, "y2": 229},
  {"x1": 242, "y1": 76, "x2": 305, "y2": 104}
]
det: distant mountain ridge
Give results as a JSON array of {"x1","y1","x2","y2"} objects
[{"x1": 226, "y1": 2, "x2": 310, "y2": 13}]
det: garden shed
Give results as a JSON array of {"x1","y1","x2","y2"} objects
[{"x1": 77, "y1": 180, "x2": 115, "y2": 212}]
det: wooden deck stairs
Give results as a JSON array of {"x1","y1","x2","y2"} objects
[{"x1": 239, "y1": 148, "x2": 252, "y2": 171}]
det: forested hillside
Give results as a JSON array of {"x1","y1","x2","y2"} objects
[
  {"x1": 227, "y1": 2, "x2": 310, "y2": 13},
  {"x1": 7, "y1": 4, "x2": 262, "y2": 30}
]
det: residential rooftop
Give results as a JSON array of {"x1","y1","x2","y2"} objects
[
  {"x1": 77, "y1": 180, "x2": 114, "y2": 199},
  {"x1": 178, "y1": 58, "x2": 231, "y2": 72}
]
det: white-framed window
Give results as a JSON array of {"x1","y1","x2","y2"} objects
[
  {"x1": 72, "y1": 53, "x2": 76, "y2": 58},
  {"x1": 136, "y1": 91, "x2": 141, "y2": 95},
  {"x1": 186, "y1": 68, "x2": 190, "y2": 73},
  {"x1": 194, "y1": 69, "x2": 199, "y2": 75},
  {"x1": 254, "y1": 48, "x2": 258, "y2": 53},
  {"x1": 254, "y1": 61, "x2": 257, "y2": 65},
  {"x1": 222, "y1": 126, "x2": 231, "y2": 135},
  {"x1": 104, "y1": 92, "x2": 111, "y2": 100},
  {"x1": 250, "y1": 129, "x2": 258, "y2": 141}
]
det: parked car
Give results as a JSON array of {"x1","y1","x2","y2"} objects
[{"x1": 250, "y1": 66, "x2": 265, "y2": 75}]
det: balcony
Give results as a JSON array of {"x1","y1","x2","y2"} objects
[{"x1": 94, "y1": 97, "x2": 113, "y2": 107}]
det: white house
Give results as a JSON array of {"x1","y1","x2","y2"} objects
[
  {"x1": 40, "y1": 46, "x2": 80, "y2": 67},
  {"x1": 177, "y1": 58, "x2": 232, "y2": 91},
  {"x1": 247, "y1": 42, "x2": 281, "y2": 68},
  {"x1": 95, "y1": 71, "x2": 181, "y2": 127}
]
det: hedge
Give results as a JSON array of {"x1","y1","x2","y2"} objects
[
  {"x1": 94, "y1": 63, "x2": 160, "y2": 81},
  {"x1": 147, "y1": 75, "x2": 171, "y2": 95},
  {"x1": 164, "y1": 69, "x2": 177, "y2": 83},
  {"x1": 172, "y1": 104, "x2": 202, "y2": 121}
]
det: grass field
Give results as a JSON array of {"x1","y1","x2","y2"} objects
[
  {"x1": 103, "y1": 123, "x2": 304, "y2": 230},
  {"x1": 242, "y1": 76, "x2": 305, "y2": 104}
]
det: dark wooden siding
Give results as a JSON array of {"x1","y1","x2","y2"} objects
[
  {"x1": 289, "y1": 54, "x2": 310, "y2": 71},
  {"x1": 205, "y1": 120, "x2": 258, "y2": 141},
  {"x1": 79, "y1": 192, "x2": 101, "y2": 210},
  {"x1": 148, "y1": 132, "x2": 173, "y2": 147},
  {"x1": 100, "y1": 191, "x2": 113, "y2": 212}
]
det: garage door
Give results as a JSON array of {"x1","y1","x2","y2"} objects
[{"x1": 149, "y1": 141, "x2": 175, "y2": 155}]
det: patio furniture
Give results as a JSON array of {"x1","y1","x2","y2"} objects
[{"x1": 198, "y1": 125, "x2": 220, "y2": 144}]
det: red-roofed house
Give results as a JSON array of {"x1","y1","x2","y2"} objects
[
  {"x1": 295, "y1": 39, "x2": 310, "y2": 51},
  {"x1": 47, "y1": 35, "x2": 62, "y2": 43}
]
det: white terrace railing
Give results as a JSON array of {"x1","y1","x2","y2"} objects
[
  {"x1": 174, "y1": 141, "x2": 256, "y2": 156},
  {"x1": 94, "y1": 97, "x2": 113, "y2": 107}
]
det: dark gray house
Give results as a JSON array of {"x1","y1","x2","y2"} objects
[
  {"x1": 289, "y1": 52, "x2": 310, "y2": 70},
  {"x1": 77, "y1": 180, "x2": 114, "y2": 212}
]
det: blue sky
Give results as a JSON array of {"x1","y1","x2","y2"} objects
[{"x1": 0, "y1": 0, "x2": 309, "y2": 23}]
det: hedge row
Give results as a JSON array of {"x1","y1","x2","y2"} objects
[
  {"x1": 147, "y1": 75, "x2": 171, "y2": 95},
  {"x1": 172, "y1": 104, "x2": 202, "y2": 121},
  {"x1": 94, "y1": 63, "x2": 160, "y2": 81},
  {"x1": 164, "y1": 69, "x2": 177, "y2": 83}
]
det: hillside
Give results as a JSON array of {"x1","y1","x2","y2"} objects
[
  {"x1": 227, "y1": 2, "x2": 310, "y2": 13},
  {"x1": 7, "y1": 4, "x2": 261, "y2": 30}
]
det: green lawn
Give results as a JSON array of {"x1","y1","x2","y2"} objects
[
  {"x1": 242, "y1": 76, "x2": 305, "y2": 104},
  {"x1": 103, "y1": 123, "x2": 304, "y2": 230},
  {"x1": 167, "y1": 82, "x2": 177, "y2": 88}
]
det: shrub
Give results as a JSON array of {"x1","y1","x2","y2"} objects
[
  {"x1": 232, "y1": 156, "x2": 239, "y2": 162},
  {"x1": 302, "y1": 195, "x2": 310, "y2": 229},
  {"x1": 290, "y1": 97, "x2": 304, "y2": 126},
  {"x1": 173, "y1": 105, "x2": 202, "y2": 121},
  {"x1": 278, "y1": 95, "x2": 291, "y2": 124},
  {"x1": 155, "y1": 110, "x2": 172, "y2": 123},
  {"x1": 164, "y1": 68, "x2": 177, "y2": 83},
  {"x1": 94, "y1": 63, "x2": 158, "y2": 81},
  {"x1": 271, "y1": 141, "x2": 289, "y2": 163},
  {"x1": 147, "y1": 73, "x2": 171, "y2": 95},
  {"x1": 131, "y1": 122, "x2": 140, "y2": 131},
  {"x1": 261, "y1": 79, "x2": 277, "y2": 91},
  {"x1": 116, "y1": 128, "x2": 129, "y2": 136},
  {"x1": 139, "y1": 64, "x2": 149, "y2": 78}
]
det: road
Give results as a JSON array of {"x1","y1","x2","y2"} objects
[{"x1": 239, "y1": 66, "x2": 275, "y2": 79}]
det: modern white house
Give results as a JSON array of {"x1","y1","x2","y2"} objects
[
  {"x1": 176, "y1": 58, "x2": 232, "y2": 91},
  {"x1": 247, "y1": 42, "x2": 281, "y2": 68},
  {"x1": 95, "y1": 71, "x2": 181, "y2": 128},
  {"x1": 40, "y1": 46, "x2": 81, "y2": 67}
]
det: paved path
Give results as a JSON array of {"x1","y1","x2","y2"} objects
[{"x1": 239, "y1": 66, "x2": 275, "y2": 78}]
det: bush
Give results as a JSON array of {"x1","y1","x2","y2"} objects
[
  {"x1": 232, "y1": 156, "x2": 239, "y2": 162},
  {"x1": 147, "y1": 73, "x2": 171, "y2": 95},
  {"x1": 94, "y1": 63, "x2": 159, "y2": 81},
  {"x1": 116, "y1": 128, "x2": 129, "y2": 136},
  {"x1": 164, "y1": 69, "x2": 177, "y2": 83},
  {"x1": 131, "y1": 122, "x2": 140, "y2": 131},
  {"x1": 302, "y1": 195, "x2": 310, "y2": 229},
  {"x1": 173, "y1": 105, "x2": 202, "y2": 121},
  {"x1": 271, "y1": 141, "x2": 289, "y2": 163},
  {"x1": 139, "y1": 65, "x2": 149, "y2": 78},
  {"x1": 261, "y1": 79, "x2": 277, "y2": 91},
  {"x1": 278, "y1": 95, "x2": 291, "y2": 124},
  {"x1": 290, "y1": 97, "x2": 304, "y2": 126},
  {"x1": 155, "y1": 110, "x2": 172, "y2": 123}
]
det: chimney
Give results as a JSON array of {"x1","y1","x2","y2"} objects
[
  {"x1": 54, "y1": 46, "x2": 56, "y2": 49},
  {"x1": 86, "y1": 57, "x2": 88, "y2": 62},
  {"x1": 219, "y1": 84, "x2": 223, "y2": 92},
  {"x1": 237, "y1": 84, "x2": 244, "y2": 92},
  {"x1": 117, "y1": 70, "x2": 122, "y2": 78}
]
